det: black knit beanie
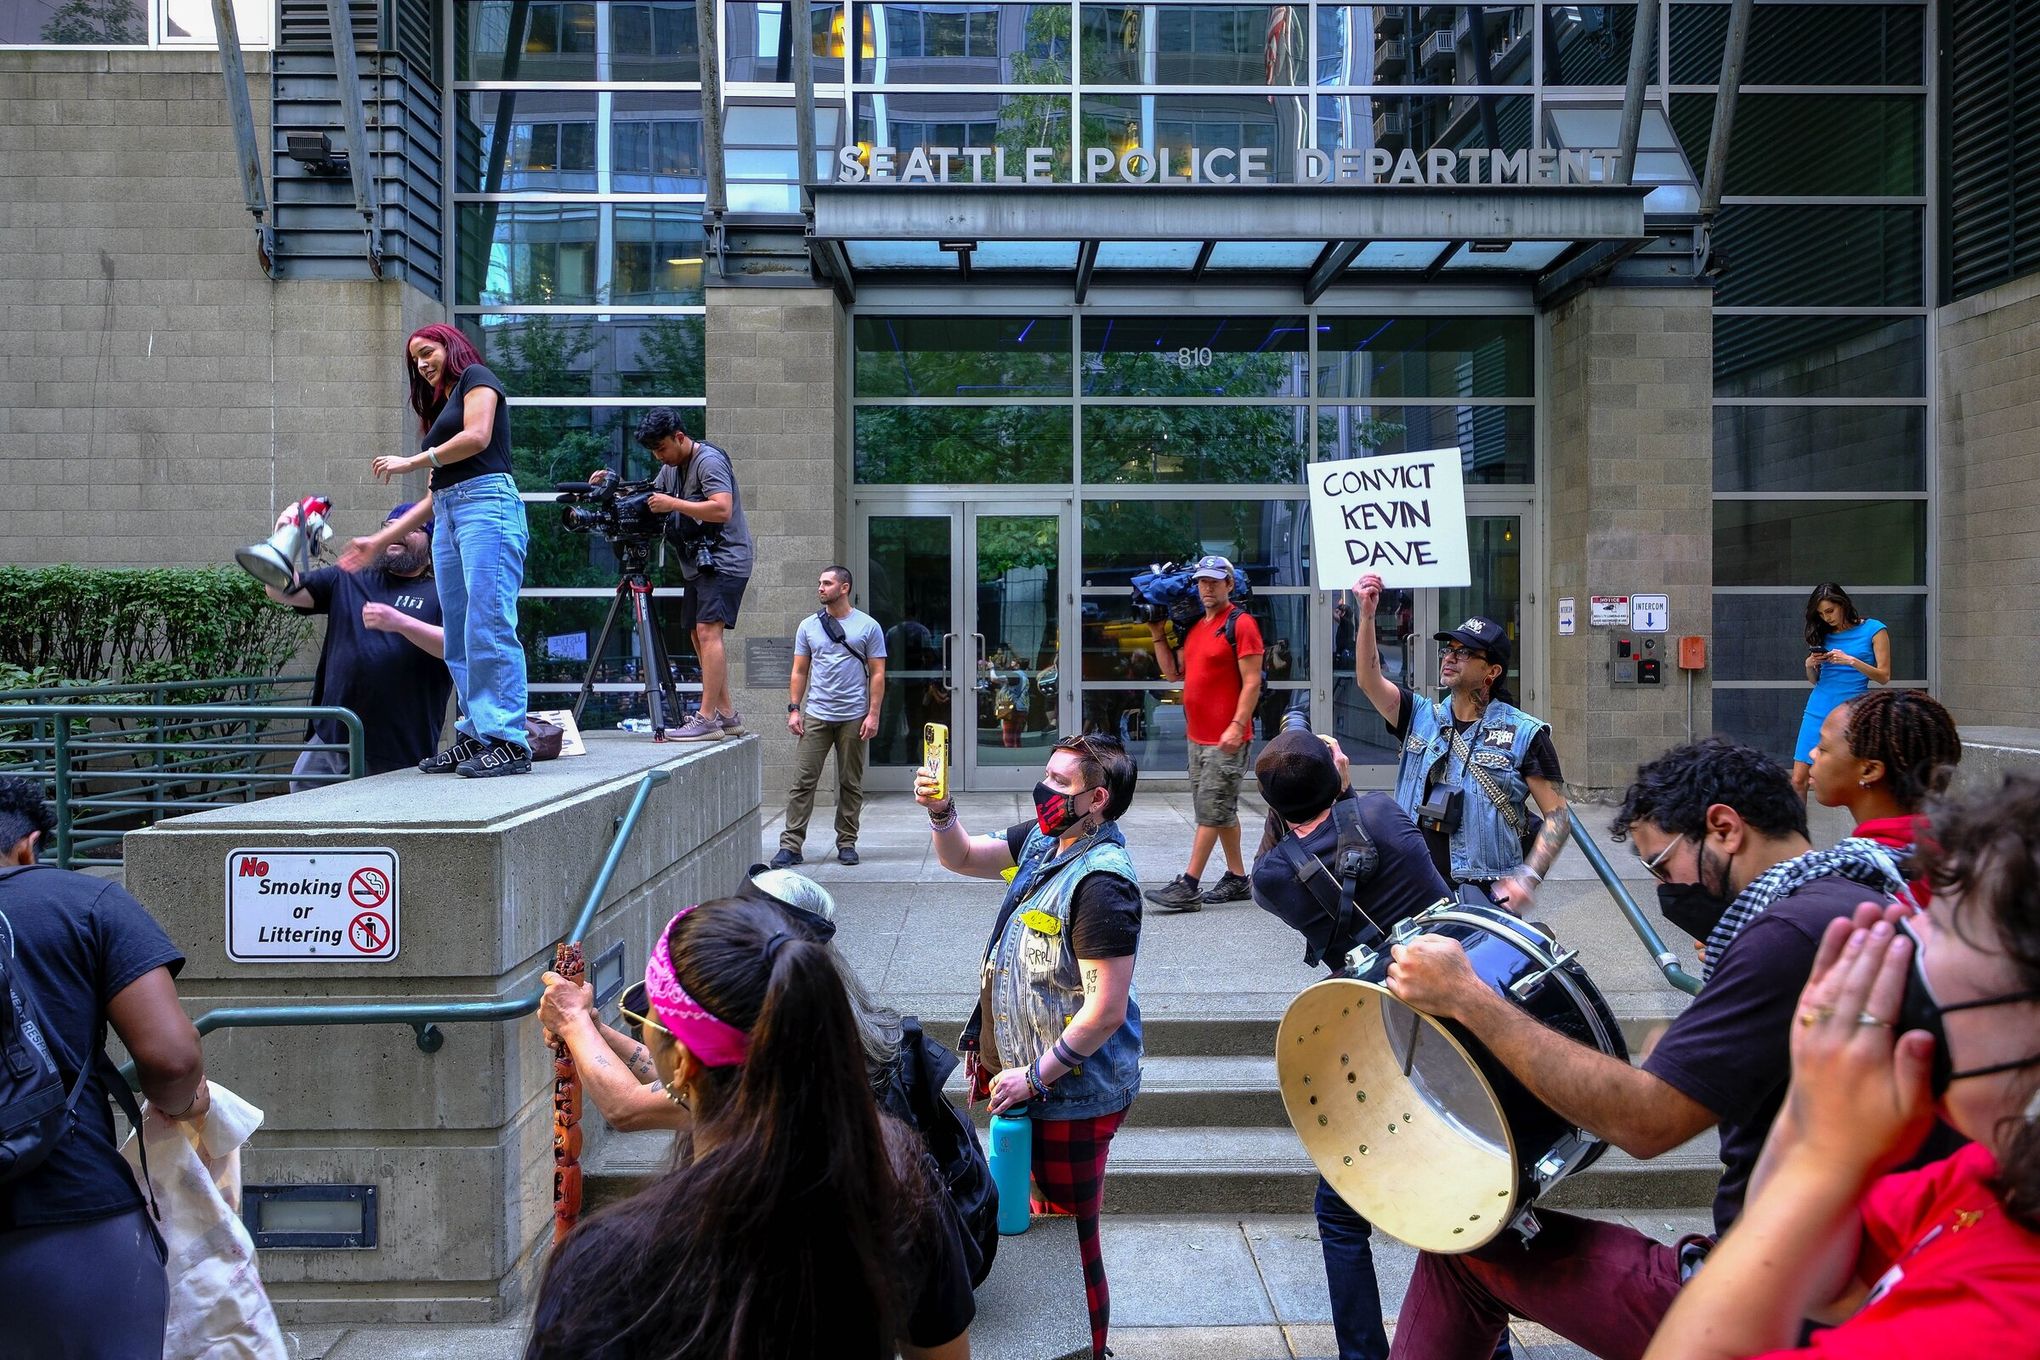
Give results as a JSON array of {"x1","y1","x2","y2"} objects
[{"x1": 1255, "y1": 729, "x2": 1342, "y2": 824}]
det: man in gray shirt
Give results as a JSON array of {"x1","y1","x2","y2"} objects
[
  {"x1": 773, "y1": 565, "x2": 887, "y2": 867},
  {"x1": 633, "y1": 408, "x2": 754, "y2": 742}
]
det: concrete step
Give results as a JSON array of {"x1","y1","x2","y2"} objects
[
  {"x1": 1096, "y1": 1126, "x2": 1720, "y2": 1216},
  {"x1": 950, "y1": 1055, "x2": 1287, "y2": 1129}
]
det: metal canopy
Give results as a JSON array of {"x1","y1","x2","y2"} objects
[{"x1": 807, "y1": 182, "x2": 1658, "y2": 303}]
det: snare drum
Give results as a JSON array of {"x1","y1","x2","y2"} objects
[{"x1": 1276, "y1": 899, "x2": 1628, "y2": 1253}]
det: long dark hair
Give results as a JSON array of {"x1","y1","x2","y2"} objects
[
  {"x1": 1804, "y1": 581, "x2": 1862, "y2": 649},
  {"x1": 528, "y1": 897, "x2": 930, "y2": 1358},
  {"x1": 405, "y1": 323, "x2": 483, "y2": 434},
  {"x1": 1841, "y1": 689, "x2": 1963, "y2": 813},
  {"x1": 1916, "y1": 773, "x2": 2040, "y2": 1234}
]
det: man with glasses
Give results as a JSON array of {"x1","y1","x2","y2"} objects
[
  {"x1": 916, "y1": 732, "x2": 1143, "y2": 1360},
  {"x1": 1348, "y1": 572, "x2": 1569, "y2": 909},
  {"x1": 1376, "y1": 738, "x2": 1958, "y2": 1360}
]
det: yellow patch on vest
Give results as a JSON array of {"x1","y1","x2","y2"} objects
[{"x1": 1020, "y1": 909, "x2": 1062, "y2": 937}]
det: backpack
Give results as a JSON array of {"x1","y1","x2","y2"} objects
[
  {"x1": 891, "y1": 1016, "x2": 998, "y2": 1287},
  {"x1": 0, "y1": 865, "x2": 154, "y2": 1202}
]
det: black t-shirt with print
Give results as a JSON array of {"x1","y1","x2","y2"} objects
[
  {"x1": 298, "y1": 565, "x2": 452, "y2": 775},
  {"x1": 425, "y1": 362, "x2": 512, "y2": 489},
  {"x1": 1003, "y1": 823, "x2": 1142, "y2": 959}
]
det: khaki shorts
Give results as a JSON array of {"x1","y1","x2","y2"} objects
[{"x1": 1187, "y1": 738, "x2": 1249, "y2": 828}]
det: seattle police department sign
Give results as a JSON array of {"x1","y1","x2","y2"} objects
[{"x1": 836, "y1": 144, "x2": 1623, "y2": 187}]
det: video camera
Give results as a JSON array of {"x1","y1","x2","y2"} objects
[
  {"x1": 556, "y1": 476, "x2": 663, "y2": 542},
  {"x1": 1129, "y1": 560, "x2": 1254, "y2": 629}
]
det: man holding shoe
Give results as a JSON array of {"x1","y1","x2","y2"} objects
[{"x1": 773, "y1": 565, "x2": 886, "y2": 868}]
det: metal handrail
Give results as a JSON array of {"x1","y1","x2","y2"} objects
[
  {"x1": 175, "y1": 767, "x2": 674, "y2": 1057},
  {"x1": 4, "y1": 704, "x2": 368, "y2": 868},
  {"x1": 0, "y1": 675, "x2": 317, "y2": 703},
  {"x1": 1567, "y1": 808, "x2": 1703, "y2": 996}
]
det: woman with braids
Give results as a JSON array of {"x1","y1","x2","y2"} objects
[
  {"x1": 525, "y1": 896, "x2": 973, "y2": 1360},
  {"x1": 1350, "y1": 573, "x2": 1571, "y2": 910},
  {"x1": 1791, "y1": 583, "x2": 1891, "y2": 796},
  {"x1": 1809, "y1": 689, "x2": 1963, "y2": 881},
  {"x1": 1642, "y1": 771, "x2": 2040, "y2": 1359},
  {"x1": 343, "y1": 322, "x2": 531, "y2": 777}
]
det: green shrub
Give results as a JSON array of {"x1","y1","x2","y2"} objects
[{"x1": 0, "y1": 566, "x2": 314, "y2": 693}]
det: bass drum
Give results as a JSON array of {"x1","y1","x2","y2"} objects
[{"x1": 1275, "y1": 899, "x2": 1628, "y2": 1253}]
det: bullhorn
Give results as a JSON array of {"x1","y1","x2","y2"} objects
[{"x1": 235, "y1": 495, "x2": 335, "y2": 591}]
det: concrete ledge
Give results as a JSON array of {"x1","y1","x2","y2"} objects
[
  {"x1": 121, "y1": 734, "x2": 762, "y2": 1324},
  {"x1": 1951, "y1": 726, "x2": 2040, "y2": 793}
]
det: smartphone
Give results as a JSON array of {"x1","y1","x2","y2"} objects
[{"x1": 922, "y1": 722, "x2": 950, "y2": 802}]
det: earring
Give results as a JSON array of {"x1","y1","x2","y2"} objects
[{"x1": 663, "y1": 1081, "x2": 689, "y2": 1109}]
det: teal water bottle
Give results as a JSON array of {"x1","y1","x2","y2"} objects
[{"x1": 988, "y1": 1104, "x2": 1032, "y2": 1236}]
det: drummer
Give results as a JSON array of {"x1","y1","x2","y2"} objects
[
  {"x1": 1348, "y1": 574, "x2": 1569, "y2": 910},
  {"x1": 1248, "y1": 726, "x2": 1511, "y2": 1360},
  {"x1": 1380, "y1": 738, "x2": 1961, "y2": 1360}
]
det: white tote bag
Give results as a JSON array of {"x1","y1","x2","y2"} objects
[{"x1": 121, "y1": 1082, "x2": 289, "y2": 1360}]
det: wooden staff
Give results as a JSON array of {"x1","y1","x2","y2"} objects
[{"x1": 550, "y1": 939, "x2": 585, "y2": 1244}]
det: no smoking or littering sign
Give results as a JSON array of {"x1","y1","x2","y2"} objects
[{"x1": 226, "y1": 848, "x2": 401, "y2": 963}]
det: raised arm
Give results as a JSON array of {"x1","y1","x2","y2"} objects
[
  {"x1": 914, "y1": 768, "x2": 1020, "y2": 880},
  {"x1": 1348, "y1": 575, "x2": 1402, "y2": 725}
]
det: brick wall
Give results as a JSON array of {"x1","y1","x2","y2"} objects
[
  {"x1": 1542, "y1": 286, "x2": 1715, "y2": 794},
  {"x1": 0, "y1": 51, "x2": 440, "y2": 571},
  {"x1": 1937, "y1": 271, "x2": 2040, "y2": 729},
  {"x1": 705, "y1": 286, "x2": 843, "y2": 805}
]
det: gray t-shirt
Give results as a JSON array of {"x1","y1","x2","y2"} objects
[
  {"x1": 795, "y1": 608, "x2": 887, "y2": 722},
  {"x1": 656, "y1": 440, "x2": 752, "y2": 579}
]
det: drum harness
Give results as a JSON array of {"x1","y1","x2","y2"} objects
[{"x1": 1267, "y1": 798, "x2": 1387, "y2": 970}]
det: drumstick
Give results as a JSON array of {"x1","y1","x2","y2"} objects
[{"x1": 1400, "y1": 1006, "x2": 1422, "y2": 1077}]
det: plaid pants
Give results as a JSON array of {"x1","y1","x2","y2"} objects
[{"x1": 1031, "y1": 1108, "x2": 1128, "y2": 1360}]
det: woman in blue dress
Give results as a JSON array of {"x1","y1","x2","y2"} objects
[{"x1": 1791, "y1": 582, "x2": 1891, "y2": 794}]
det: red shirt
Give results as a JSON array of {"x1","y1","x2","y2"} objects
[
  {"x1": 1753, "y1": 1143, "x2": 2040, "y2": 1357},
  {"x1": 1178, "y1": 607, "x2": 1263, "y2": 746},
  {"x1": 1851, "y1": 813, "x2": 1933, "y2": 906}
]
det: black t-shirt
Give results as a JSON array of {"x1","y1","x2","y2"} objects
[
  {"x1": 1391, "y1": 686, "x2": 1562, "y2": 881},
  {"x1": 0, "y1": 865, "x2": 184, "y2": 1230},
  {"x1": 1003, "y1": 824, "x2": 1143, "y2": 959},
  {"x1": 1642, "y1": 874, "x2": 1965, "y2": 1234},
  {"x1": 1251, "y1": 792, "x2": 1452, "y2": 962},
  {"x1": 298, "y1": 566, "x2": 453, "y2": 776},
  {"x1": 424, "y1": 362, "x2": 512, "y2": 490}
]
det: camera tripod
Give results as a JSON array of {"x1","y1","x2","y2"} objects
[{"x1": 570, "y1": 539, "x2": 686, "y2": 735}]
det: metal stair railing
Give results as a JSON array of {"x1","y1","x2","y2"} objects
[{"x1": 1567, "y1": 807, "x2": 1704, "y2": 996}]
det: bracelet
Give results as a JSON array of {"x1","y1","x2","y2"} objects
[
  {"x1": 427, "y1": 449, "x2": 442, "y2": 468},
  {"x1": 927, "y1": 801, "x2": 956, "y2": 830},
  {"x1": 1025, "y1": 1060, "x2": 1051, "y2": 1099},
  {"x1": 1051, "y1": 1037, "x2": 1083, "y2": 1070},
  {"x1": 162, "y1": 1084, "x2": 204, "y2": 1119}
]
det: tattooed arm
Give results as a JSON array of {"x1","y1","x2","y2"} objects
[
  {"x1": 1033, "y1": 955, "x2": 1136, "y2": 1085},
  {"x1": 1493, "y1": 776, "x2": 1572, "y2": 912},
  {"x1": 540, "y1": 972, "x2": 687, "y2": 1133},
  {"x1": 599, "y1": 1022, "x2": 661, "y2": 1084}
]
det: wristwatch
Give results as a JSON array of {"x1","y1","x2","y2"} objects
[{"x1": 786, "y1": 702, "x2": 799, "y2": 713}]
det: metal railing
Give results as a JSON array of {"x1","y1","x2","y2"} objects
[
  {"x1": 1568, "y1": 808, "x2": 1704, "y2": 997},
  {"x1": 0, "y1": 676, "x2": 360, "y2": 869},
  {"x1": 178, "y1": 767, "x2": 674, "y2": 1056}
]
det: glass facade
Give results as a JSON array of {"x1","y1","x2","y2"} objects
[{"x1": 1687, "y1": 1, "x2": 1932, "y2": 759}]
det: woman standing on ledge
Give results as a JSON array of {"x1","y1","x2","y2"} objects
[
  {"x1": 345, "y1": 322, "x2": 531, "y2": 778},
  {"x1": 1792, "y1": 583, "x2": 1891, "y2": 796}
]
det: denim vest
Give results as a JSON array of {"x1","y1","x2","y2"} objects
[
  {"x1": 982, "y1": 823, "x2": 1143, "y2": 1121},
  {"x1": 1392, "y1": 696, "x2": 1545, "y2": 883}
]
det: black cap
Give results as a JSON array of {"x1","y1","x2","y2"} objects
[
  {"x1": 1255, "y1": 730, "x2": 1343, "y2": 824},
  {"x1": 1433, "y1": 616, "x2": 1512, "y2": 670}
]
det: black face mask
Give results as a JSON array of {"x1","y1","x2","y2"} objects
[
  {"x1": 1895, "y1": 917, "x2": 2040, "y2": 1096},
  {"x1": 1657, "y1": 882, "x2": 1732, "y2": 944},
  {"x1": 1033, "y1": 781, "x2": 1095, "y2": 838}
]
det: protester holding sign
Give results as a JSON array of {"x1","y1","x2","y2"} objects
[{"x1": 1349, "y1": 574, "x2": 1569, "y2": 908}]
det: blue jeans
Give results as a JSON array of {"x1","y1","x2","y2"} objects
[
  {"x1": 1317, "y1": 1179, "x2": 1511, "y2": 1360},
  {"x1": 432, "y1": 473, "x2": 529, "y2": 746}
]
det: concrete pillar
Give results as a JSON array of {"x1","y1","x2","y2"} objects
[
  {"x1": 1541, "y1": 285, "x2": 1714, "y2": 795},
  {"x1": 121, "y1": 736, "x2": 760, "y2": 1323},
  {"x1": 703, "y1": 285, "x2": 845, "y2": 808}
]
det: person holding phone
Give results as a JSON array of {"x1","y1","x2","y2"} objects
[{"x1": 1792, "y1": 583, "x2": 1892, "y2": 796}]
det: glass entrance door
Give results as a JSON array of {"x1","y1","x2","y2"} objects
[
  {"x1": 1329, "y1": 505, "x2": 1530, "y2": 789},
  {"x1": 860, "y1": 501, "x2": 1071, "y2": 791}
]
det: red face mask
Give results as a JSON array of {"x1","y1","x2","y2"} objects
[{"x1": 1033, "y1": 780, "x2": 1093, "y2": 837}]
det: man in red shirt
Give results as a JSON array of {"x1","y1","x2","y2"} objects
[{"x1": 1144, "y1": 555, "x2": 1263, "y2": 911}]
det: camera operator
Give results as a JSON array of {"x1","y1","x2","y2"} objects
[
  {"x1": 1350, "y1": 572, "x2": 1569, "y2": 910},
  {"x1": 1143, "y1": 555, "x2": 1263, "y2": 912},
  {"x1": 596, "y1": 408, "x2": 753, "y2": 742},
  {"x1": 1249, "y1": 722, "x2": 1485, "y2": 1360},
  {"x1": 266, "y1": 501, "x2": 450, "y2": 786}
]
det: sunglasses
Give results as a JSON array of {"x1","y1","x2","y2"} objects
[
  {"x1": 1440, "y1": 643, "x2": 1488, "y2": 662},
  {"x1": 617, "y1": 981, "x2": 670, "y2": 1038},
  {"x1": 1639, "y1": 836, "x2": 1689, "y2": 884}
]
